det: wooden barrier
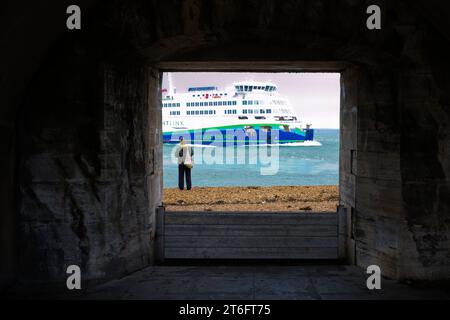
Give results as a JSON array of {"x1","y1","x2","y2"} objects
[{"x1": 158, "y1": 209, "x2": 340, "y2": 261}]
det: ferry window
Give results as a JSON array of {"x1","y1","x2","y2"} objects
[
  {"x1": 214, "y1": 110, "x2": 216, "y2": 114},
  {"x1": 243, "y1": 110, "x2": 247, "y2": 114},
  {"x1": 255, "y1": 101, "x2": 259, "y2": 105},
  {"x1": 195, "y1": 102, "x2": 199, "y2": 107},
  {"x1": 214, "y1": 102, "x2": 217, "y2": 106},
  {"x1": 233, "y1": 110, "x2": 237, "y2": 114},
  {"x1": 187, "y1": 103, "x2": 190, "y2": 107},
  {"x1": 266, "y1": 109, "x2": 271, "y2": 113},
  {"x1": 248, "y1": 101, "x2": 253, "y2": 105},
  {"x1": 233, "y1": 101, "x2": 237, "y2": 105},
  {"x1": 254, "y1": 109, "x2": 259, "y2": 114},
  {"x1": 244, "y1": 85, "x2": 248, "y2": 91},
  {"x1": 218, "y1": 102, "x2": 222, "y2": 106},
  {"x1": 248, "y1": 109, "x2": 253, "y2": 114},
  {"x1": 243, "y1": 101, "x2": 247, "y2": 105},
  {"x1": 260, "y1": 109, "x2": 265, "y2": 114}
]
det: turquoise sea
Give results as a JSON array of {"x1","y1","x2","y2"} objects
[{"x1": 163, "y1": 129, "x2": 339, "y2": 188}]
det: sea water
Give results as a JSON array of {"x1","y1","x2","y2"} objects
[{"x1": 163, "y1": 129, "x2": 339, "y2": 187}]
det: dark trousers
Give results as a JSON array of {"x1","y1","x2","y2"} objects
[{"x1": 178, "y1": 164, "x2": 192, "y2": 190}]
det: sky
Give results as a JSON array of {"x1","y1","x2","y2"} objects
[{"x1": 162, "y1": 72, "x2": 341, "y2": 129}]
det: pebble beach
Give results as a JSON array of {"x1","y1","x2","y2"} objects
[{"x1": 163, "y1": 185, "x2": 339, "y2": 212}]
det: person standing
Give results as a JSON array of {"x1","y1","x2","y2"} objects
[{"x1": 175, "y1": 137, "x2": 194, "y2": 190}]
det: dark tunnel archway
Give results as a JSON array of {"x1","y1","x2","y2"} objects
[{"x1": 1, "y1": 0, "x2": 450, "y2": 289}]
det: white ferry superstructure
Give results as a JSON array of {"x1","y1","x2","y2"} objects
[{"x1": 162, "y1": 80, "x2": 314, "y2": 145}]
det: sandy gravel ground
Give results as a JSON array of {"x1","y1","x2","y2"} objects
[{"x1": 163, "y1": 185, "x2": 338, "y2": 212}]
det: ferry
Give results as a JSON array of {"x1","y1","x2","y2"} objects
[{"x1": 162, "y1": 77, "x2": 314, "y2": 146}]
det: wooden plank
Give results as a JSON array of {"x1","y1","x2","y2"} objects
[
  {"x1": 165, "y1": 224, "x2": 338, "y2": 237},
  {"x1": 165, "y1": 212, "x2": 337, "y2": 226},
  {"x1": 165, "y1": 236, "x2": 338, "y2": 248},
  {"x1": 165, "y1": 247, "x2": 338, "y2": 259}
]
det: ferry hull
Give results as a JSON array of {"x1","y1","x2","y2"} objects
[{"x1": 162, "y1": 126, "x2": 314, "y2": 146}]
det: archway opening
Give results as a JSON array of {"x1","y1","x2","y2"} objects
[
  {"x1": 161, "y1": 72, "x2": 341, "y2": 213},
  {"x1": 154, "y1": 62, "x2": 355, "y2": 262}
]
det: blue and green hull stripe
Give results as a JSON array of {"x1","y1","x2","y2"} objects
[{"x1": 163, "y1": 124, "x2": 314, "y2": 145}]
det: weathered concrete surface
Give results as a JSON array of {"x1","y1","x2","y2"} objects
[
  {"x1": 7, "y1": 265, "x2": 448, "y2": 300},
  {"x1": 16, "y1": 40, "x2": 162, "y2": 284},
  {"x1": 1, "y1": 0, "x2": 450, "y2": 290}
]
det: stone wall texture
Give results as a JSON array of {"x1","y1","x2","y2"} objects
[{"x1": 1, "y1": 0, "x2": 449, "y2": 288}]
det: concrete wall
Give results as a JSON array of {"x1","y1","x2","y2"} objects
[
  {"x1": 16, "y1": 37, "x2": 162, "y2": 284},
  {"x1": 1, "y1": 0, "x2": 450, "y2": 288}
]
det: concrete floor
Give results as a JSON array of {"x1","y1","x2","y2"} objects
[{"x1": 77, "y1": 264, "x2": 449, "y2": 300}]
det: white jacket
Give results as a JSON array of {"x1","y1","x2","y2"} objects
[{"x1": 175, "y1": 144, "x2": 194, "y2": 165}]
